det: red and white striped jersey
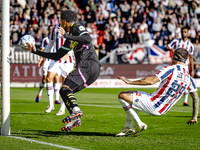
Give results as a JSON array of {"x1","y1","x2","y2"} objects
[
  {"x1": 50, "y1": 23, "x2": 65, "y2": 52},
  {"x1": 168, "y1": 38, "x2": 194, "y2": 67},
  {"x1": 150, "y1": 64, "x2": 197, "y2": 115},
  {"x1": 40, "y1": 36, "x2": 50, "y2": 50},
  {"x1": 49, "y1": 23, "x2": 75, "y2": 65}
]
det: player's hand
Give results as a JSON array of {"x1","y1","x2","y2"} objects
[
  {"x1": 38, "y1": 58, "x2": 44, "y2": 68},
  {"x1": 26, "y1": 43, "x2": 36, "y2": 52},
  {"x1": 187, "y1": 119, "x2": 197, "y2": 125},
  {"x1": 118, "y1": 76, "x2": 131, "y2": 84},
  {"x1": 58, "y1": 27, "x2": 66, "y2": 35}
]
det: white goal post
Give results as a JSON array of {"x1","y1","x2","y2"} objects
[{"x1": 1, "y1": 0, "x2": 10, "y2": 136}]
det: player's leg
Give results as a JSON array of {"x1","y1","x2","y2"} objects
[
  {"x1": 60, "y1": 79, "x2": 82, "y2": 131},
  {"x1": 54, "y1": 75, "x2": 61, "y2": 104},
  {"x1": 116, "y1": 91, "x2": 147, "y2": 137},
  {"x1": 57, "y1": 61, "x2": 75, "y2": 115},
  {"x1": 56, "y1": 77, "x2": 67, "y2": 116},
  {"x1": 183, "y1": 90, "x2": 189, "y2": 106},
  {"x1": 35, "y1": 75, "x2": 47, "y2": 103},
  {"x1": 45, "y1": 71, "x2": 56, "y2": 113},
  {"x1": 35, "y1": 59, "x2": 50, "y2": 103}
]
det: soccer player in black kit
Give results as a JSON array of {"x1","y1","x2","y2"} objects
[{"x1": 27, "y1": 10, "x2": 101, "y2": 131}]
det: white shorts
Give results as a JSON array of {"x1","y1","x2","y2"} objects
[
  {"x1": 42, "y1": 58, "x2": 51, "y2": 76},
  {"x1": 132, "y1": 91, "x2": 161, "y2": 116},
  {"x1": 48, "y1": 60, "x2": 75, "y2": 78}
]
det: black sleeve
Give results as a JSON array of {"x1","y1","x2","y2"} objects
[
  {"x1": 63, "y1": 33, "x2": 91, "y2": 44},
  {"x1": 32, "y1": 48, "x2": 69, "y2": 60}
]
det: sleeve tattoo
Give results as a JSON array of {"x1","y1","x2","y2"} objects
[{"x1": 190, "y1": 91, "x2": 199, "y2": 119}]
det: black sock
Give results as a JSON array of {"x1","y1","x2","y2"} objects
[{"x1": 60, "y1": 87, "x2": 78, "y2": 114}]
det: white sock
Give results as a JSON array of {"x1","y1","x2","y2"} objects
[
  {"x1": 54, "y1": 83, "x2": 60, "y2": 101},
  {"x1": 72, "y1": 106, "x2": 80, "y2": 112},
  {"x1": 119, "y1": 98, "x2": 142, "y2": 127},
  {"x1": 184, "y1": 90, "x2": 189, "y2": 103},
  {"x1": 59, "y1": 98, "x2": 65, "y2": 112},
  {"x1": 46, "y1": 82, "x2": 54, "y2": 106},
  {"x1": 38, "y1": 81, "x2": 45, "y2": 96}
]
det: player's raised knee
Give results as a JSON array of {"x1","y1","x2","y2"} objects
[{"x1": 118, "y1": 91, "x2": 127, "y2": 99}]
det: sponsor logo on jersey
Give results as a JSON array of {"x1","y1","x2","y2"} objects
[{"x1": 79, "y1": 26, "x2": 85, "y2": 31}]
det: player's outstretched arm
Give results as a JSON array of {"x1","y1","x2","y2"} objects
[
  {"x1": 164, "y1": 46, "x2": 175, "y2": 52},
  {"x1": 187, "y1": 91, "x2": 199, "y2": 125},
  {"x1": 26, "y1": 42, "x2": 69, "y2": 60},
  {"x1": 118, "y1": 75, "x2": 160, "y2": 85}
]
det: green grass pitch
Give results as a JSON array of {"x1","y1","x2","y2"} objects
[{"x1": 0, "y1": 87, "x2": 200, "y2": 150}]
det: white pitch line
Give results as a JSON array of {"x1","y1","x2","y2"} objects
[
  {"x1": 9, "y1": 136, "x2": 82, "y2": 150},
  {"x1": 10, "y1": 103, "x2": 197, "y2": 113}
]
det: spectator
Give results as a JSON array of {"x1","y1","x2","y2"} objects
[
  {"x1": 79, "y1": 14, "x2": 87, "y2": 27},
  {"x1": 132, "y1": 27, "x2": 140, "y2": 44},
  {"x1": 51, "y1": 14, "x2": 59, "y2": 26},
  {"x1": 189, "y1": 25, "x2": 196, "y2": 43},
  {"x1": 99, "y1": 43, "x2": 108, "y2": 61},
  {"x1": 112, "y1": 23, "x2": 120, "y2": 37},
  {"x1": 104, "y1": 34, "x2": 112, "y2": 55},
  {"x1": 10, "y1": 27, "x2": 20, "y2": 46},
  {"x1": 193, "y1": 38, "x2": 200, "y2": 61},
  {"x1": 86, "y1": 23, "x2": 92, "y2": 34},
  {"x1": 90, "y1": 28, "x2": 99, "y2": 46},
  {"x1": 119, "y1": 0, "x2": 130, "y2": 19},
  {"x1": 175, "y1": 23, "x2": 181, "y2": 38},
  {"x1": 10, "y1": 20, "x2": 19, "y2": 31},
  {"x1": 194, "y1": 64, "x2": 200, "y2": 78},
  {"x1": 149, "y1": 8, "x2": 157, "y2": 22},
  {"x1": 167, "y1": 19, "x2": 176, "y2": 36},
  {"x1": 19, "y1": 27, "x2": 27, "y2": 38},
  {"x1": 184, "y1": 13, "x2": 191, "y2": 28},
  {"x1": 142, "y1": 28, "x2": 151, "y2": 43},
  {"x1": 112, "y1": 34, "x2": 120, "y2": 50},
  {"x1": 27, "y1": 25, "x2": 36, "y2": 38},
  {"x1": 83, "y1": 5, "x2": 96, "y2": 23},
  {"x1": 88, "y1": 0, "x2": 97, "y2": 11},
  {"x1": 153, "y1": 31, "x2": 161, "y2": 45},
  {"x1": 180, "y1": 2, "x2": 189, "y2": 15},
  {"x1": 118, "y1": 32, "x2": 125, "y2": 45},
  {"x1": 39, "y1": 13, "x2": 51, "y2": 27},
  {"x1": 160, "y1": 26, "x2": 168, "y2": 40},
  {"x1": 191, "y1": 14, "x2": 200, "y2": 31},
  {"x1": 65, "y1": 0, "x2": 74, "y2": 9},
  {"x1": 152, "y1": 18, "x2": 162, "y2": 33}
]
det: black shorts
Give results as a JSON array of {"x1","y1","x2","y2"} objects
[{"x1": 64, "y1": 59, "x2": 100, "y2": 92}]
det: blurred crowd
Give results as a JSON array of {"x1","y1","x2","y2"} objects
[{"x1": 9, "y1": 0, "x2": 200, "y2": 61}]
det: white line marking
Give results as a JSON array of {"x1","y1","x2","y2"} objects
[
  {"x1": 10, "y1": 103, "x2": 197, "y2": 113},
  {"x1": 9, "y1": 136, "x2": 82, "y2": 150}
]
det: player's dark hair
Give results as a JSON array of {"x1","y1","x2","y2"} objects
[
  {"x1": 181, "y1": 26, "x2": 189, "y2": 32},
  {"x1": 172, "y1": 48, "x2": 188, "y2": 63},
  {"x1": 61, "y1": 10, "x2": 77, "y2": 23}
]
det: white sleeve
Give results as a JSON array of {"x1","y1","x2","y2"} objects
[
  {"x1": 168, "y1": 39, "x2": 177, "y2": 49},
  {"x1": 43, "y1": 40, "x2": 54, "y2": 53}
]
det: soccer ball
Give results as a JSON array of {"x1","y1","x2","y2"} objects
[{"x1": 19, "y1": 35, "x2": 35, "y2": 50}]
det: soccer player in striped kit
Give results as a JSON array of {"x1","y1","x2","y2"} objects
[
  {"x1": 35, "y1": 26, "x2": 59, "y2": 104},
  {"x1": 39, "y1": 23, "x2": 76, "y2": 114},
  {"x1": 115, "y1": 48, "x2": 199, "y2": 137},
  {"x1": 164, "y1": 27, "x2": 194, "y2": 106}
]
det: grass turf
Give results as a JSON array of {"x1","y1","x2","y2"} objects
[{"x1": 0, "y1": 87, "x2": 200, "y2": 150}]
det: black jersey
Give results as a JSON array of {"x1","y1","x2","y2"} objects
[
  {"x1": 62, "y1": 23, "x2": 100, "y2": 65},
  {"x1": 32, "y1": 23, "x2": 100, "y2": 66}
]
